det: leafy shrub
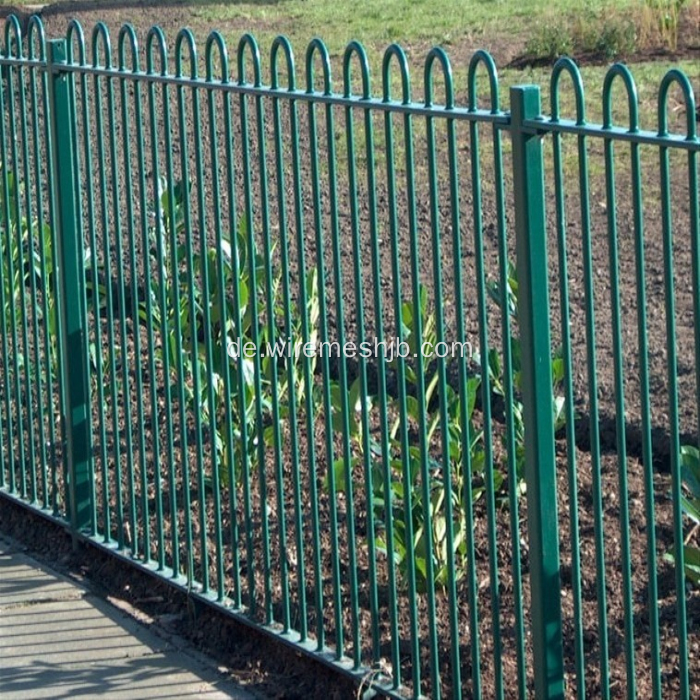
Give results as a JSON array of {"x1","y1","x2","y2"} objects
[
  {"x1": 525, "y1": 22, "x2": 574, "y2": 60},
  {"x1": 145, "y1": 179, "x2": 318, "y2": 488},
  {"x1": 0, "y1": 168, "x2": 58, "y2": 377},
  {"x1": 324, "y1": 284, "x2": 484, "y2": 593},
  {"x1": 643, "y1": 0, "x2": 687, "y2": 51}
]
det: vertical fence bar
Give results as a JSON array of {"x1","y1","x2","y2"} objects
[
  {"x1": 510, "y1": 84, "x2": 564, "y2": 699},
  {"x1": 47, "y1": 38, "x2": 93, "y2": 534}
]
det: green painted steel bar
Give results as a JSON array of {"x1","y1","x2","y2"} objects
[
  {"x1": 211, "y1": 30, "x2": 242, "y2": 607},
  {"x1": 658, "y1": 72, "x2": 693, "y2": 700},
  {"x1": 523, "y1": 118, "x2": 700, "y2": 151},
  {"x1": 131, "y1": 34, "x2": 166, "y2": 571},
  {"x1": 146, "y1": 25, "x2": 181, "y2": 577},
  {"x1": 491, "y1": 67, "x2": 527, "y2": 700},
  {"x1": 549, "y1": 58, "x2": 586, "y2": 700},
  {"x1": 193, "y1": 58, "x2": 225, "y2": 600},
  {"x1": 601, "y1": 66, "x2": 637, "y2": 699},
  {"x1": 223, "y1": 45, "x2": 255, "y2": 612},
  {"x1": 258, "y1": 74, "x2": 292, "y2": 629},
  {"x1": 5, "y1": 24, "x2": 28, "y2": 501},
  {"x1": 15, "y1": 28, "x2": 41, "y2": 505},
  {"x1": 622, "y1": 67, "x2": 659, "y2": 696},
  {"x1": 236, "y1": 33, "x2": 269, "y2": 617},
  {"x1": 119, "y1": 26, "x2": 149, "y2": 561},
  {"x1": 30, "y1": 17, "x2": 56, "y2": 512},
  {"x1": 470, "y1": 69, "x2": 503, "y2": 700},
  {"x1": 356, "y1": 42, "x2": 401, "y2": 683},
  {"x1": 382, "y1": 44, "x2": 420, "y2": 695},
  {"x1": 660, "y1": 134, "x2": 691, "y2": 700},
  {"x1": 91, "y1": 23, "x2": 124, "y2": 547},
  {"x1": 45, "y1": 30, "x2": 66, "y2": 518},
  {"x1": 424, "y1": 47, "x2": 462, "y2": 696},
  {"x1": 64, "y1": 26, "x2": 96, "y2": 535},
  {"x1": 266, "y1": 46, "x2": 293, "y2": 631},
  {"x1": 8, "y1": 54, "x2": 515, "y2": 124},
  {"x1": 190, "y1": 29, "x2": 222, "y2": 597},
  {"x1": 306, "y1": 39, "x2": 343, "y2": 658},
  {"x1": 109, "y1": 66, "x2": 136, "y2": 548},
  {"x1": 270, "y1": 36, "x2": 307, "y2": 637},
  {"x1": 320, "y1": 44, "x2": 362, "y2": 667},
  {"x1": 31, "y1": 18, "x2": 54, "y2": 506},
  {"x1": 47, "y1": 38, "x2": 94, "y2": 533},
  {"x1": 175, "y1": 29, "x2": 208, "y2": 593},
  {"x1": 245, "y1": 33, "x2": 275, "y2": 622},
  {"x1": 122, "y1": 25, "x2": 160, "y2": 564},
  {"x1": 205, "y1": 31, "x2": 231, "y2": 602},
  {"x1": 510, "y1": 84, "x2": 564, "y2": 700},
  {"x1": 402, "y1": 50, "x2": 441, "y2": 698},
  {"x1": 164, "y1": 30, "x2": 193, "y2": 581},
  {"x1": 343, "y1": 41, "x2": 380, "y2": 664},
  {"x1": 102, "y1": 21, "x2": 137, "y2": 550},
  {"x1": 68, "y1": 20, "x2": 110, "y2": 542},
  {"x1": 570, "y1": 68, "x2": 610, "y2": 700},
  {"x1": 0, "y1": 33, "x2": 17, "y2": 498},
  {"x1": 0, "y1": 59, "x2": 9, "y2": 493},
  {"x1": 280, "y1": 35, "x2": 324, "y2": 645},
  {"x1": 146, "y1": 28, "x2": 177, "y2": 574}
]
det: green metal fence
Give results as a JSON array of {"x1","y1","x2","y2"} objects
[{"x1": 0, "y1": 13, "x2": 698, "y2": 699}]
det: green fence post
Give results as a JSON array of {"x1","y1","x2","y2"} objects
[
  {"x1": 47, "y1": 39, "x2": 93, "y2": 535},
  {"x1": 510, "y1": 85, "x2": 564, "y2": 699}
]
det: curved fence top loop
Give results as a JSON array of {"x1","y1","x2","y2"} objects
[
  {"x1": 237, "y1": 33, "x2": 262, "y2": 87},
  {"x1": 91, "y1": 22, "x2": 113, "y2": 69},
  {"x1": 117, "y1": 23, "x2": 140, "y2": 71},
  {"x1": 550, "y1": 57, "x2": 585, "y2": 125},
  {"x1": 467, "y1": 50, "x2": 499, "y2": 113},
  {"x1": 658, "y1": 68, "x2": 697, "y2": 140},
  {"x1": 270, "y1": 35, "x2": 296, "y2": 91},
  {"x1": 205, "y1": 30, "x2": 229, "y2": 83},
  {"x1": 174, "y1": 28, "x2": 198, "y2": 79},
  {"x1": 66, "y1": 19, "x2": 85, "y2": 64},
  {"x1": 145, "y1": 25, "x2": 168, "y2": 76},
  {"x1": 602, "y1": 63, "x2": 639, "y2": 132},
  {"x1": 305, "y1": 37, "x2": 331, "y2": 95},
  {"x1": 4, "y1": 15, "x2": 24, "y2": 57},
  {"x1": 342, "y1": 40, "x2": 371, "y2": 100},
  {"x1": 27, "y1": 15, "x2": 46, "y2": 61},
  {"x1": 424, "y1": 46, "x2": 454, "y2": 110},
  {"x1": 381, "y1": 43, "x2": 411, "y2": 105}
]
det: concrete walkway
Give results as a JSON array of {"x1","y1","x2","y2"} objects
[{"x1": 0, "y1": 536, "x2": 253, "y2": 699}]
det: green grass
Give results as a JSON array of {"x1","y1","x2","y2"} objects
[{"x1": 187, "y1": 0, "x2": 643, "y2": 56}]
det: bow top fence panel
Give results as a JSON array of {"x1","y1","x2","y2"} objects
[{"x1": 0, "y1": 13, "x2": 698, "y2": 700}]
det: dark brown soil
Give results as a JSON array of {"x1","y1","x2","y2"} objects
[{"x1": 1, "y1": 3, "x2": 699, "y2": 700}]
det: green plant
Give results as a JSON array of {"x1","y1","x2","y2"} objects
[
  {"x1": 326, "y1": 284, "x2": 487, "y2": 593},
  {"x1": 525, "y1": 21, "x2": 574, "y2": 60},
  {"x1": 643, "y1": 0, "x2": 686, "y2": 51},
  {"x1": 665, "y1": 445, "x2": 700, "y2": 585},
  {"x1": 593, "y1": 15, "x2": 638, "y2": 59},
  {"x1": 145, "y1": 179, "x2": 318, "y2": 487},
  {"x1": 0, "y1": 169, "x2": 59, "y2": 378}
]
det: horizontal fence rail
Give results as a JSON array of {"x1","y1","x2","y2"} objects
[{"x1": 0, "y1": 13, "x2": 698, "y2": 699}]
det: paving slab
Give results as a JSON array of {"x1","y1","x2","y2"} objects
[{"x1": 0, "y1": 537, "x2": 253, "y2": 699}]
